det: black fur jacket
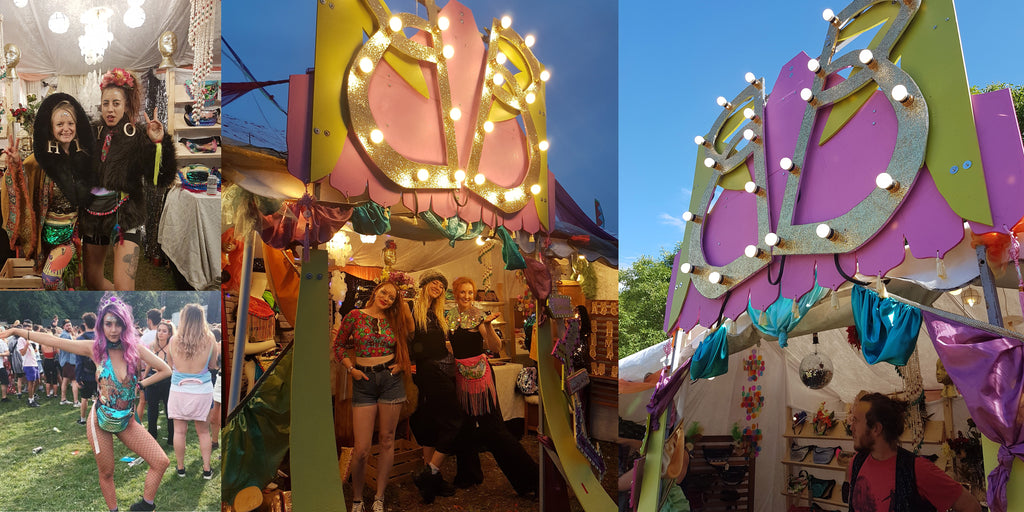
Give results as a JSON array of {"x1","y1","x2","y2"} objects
[
  {"x1": 91, "y1": 117, "x2": 176, "y2": 230},
  {"x1": 32, "y1": 93, "x2": 97, "y2": 208}
]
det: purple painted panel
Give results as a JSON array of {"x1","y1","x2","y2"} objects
[
  {"x1": 968, "y1": 89, "x2": 1024, "y2": 235},
  {"x1": 286, "y1": 74, "x2": 312, "y2": 182},
  {"x1": 702, "y1": 188, "x2": 758, "y2": 267}
]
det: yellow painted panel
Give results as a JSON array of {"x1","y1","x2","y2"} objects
[
  {"x1": 382, "y1": 47, "x2": 430, "y2": 99},
  {"x1": 536, "y1": 322, "x2": 615, "y2": 511},
  {"x1": 820, "y1": 3, "x2": 898, "y2": 145},
  {"x1": 487, "y1": 100, "x2": 520, "y2": 122},
  {"x1": 896, "y1": 0, "x2": 992, "y2": 224},
  {"x1": 719, "y1": 162, "x2": 752, "y2": 191},
  {"x1": 637, "y1": 413, "x2": 667, "y2": 512},
  {"x1": 982, "y1": 436, "x2": 1023, "y2": 509}
]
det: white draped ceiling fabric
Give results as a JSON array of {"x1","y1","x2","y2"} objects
[{"x1": 0, "y1": 0, "x2": 219, "y2": 75}]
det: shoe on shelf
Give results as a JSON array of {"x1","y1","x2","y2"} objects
[
  {"x1": 371, "y1": 498, "x2": 385, "y2": 512},
  {"x1": 77, "y1": 418, "x2": 87, "y2": 425},
  {"x1": 203, "y1": 469, "x2": 213, "y2": 480},
  {"x1": 176, "y1": 467, "x2": 186, "y2": 478},
  {"x1": 128, "y1": 498, "x2": 156, "y2": 511}
]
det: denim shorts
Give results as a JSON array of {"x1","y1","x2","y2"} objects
[{"x1": 352, "y1": 368, "x2": 406, "y2": 407}]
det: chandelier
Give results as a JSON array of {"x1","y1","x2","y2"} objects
[{"x1": 79, "y1": 7, "x2": 114, "y2": 65}]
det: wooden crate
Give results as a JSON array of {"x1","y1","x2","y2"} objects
[
  {"x1": 366, "y1": 438, "x2": 421, "y2": 489},
  {"x1": 0, "y1": 258, "x2": 43, "y2": 289}
]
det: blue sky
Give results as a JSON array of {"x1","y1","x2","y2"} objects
[
  {"x1": 222, "y1": 0, "x2": 618, "y2": 235},
  {"x1": 619, "y1": 1, "x2": 1024, "y2": 266}
]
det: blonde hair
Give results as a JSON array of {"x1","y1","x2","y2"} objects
[
  {"x1": 413, "y1": 285, "x2": 448, "y2": 333},
  {"x1": 176, "y1": 303, "x2": 212, "y2": 360}
]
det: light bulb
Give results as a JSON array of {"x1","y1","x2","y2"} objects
[
  {"x1": 493, "y1": 73, "x2": 505, "y2": 86},
  {"x1": 744, "y1": 181, "x2": 760, "y2": 194},
  {"x1": 500, "y1": 16, "x2": 512, "y2": 29},
  {"x1": 708, "y1": 272, "x2": 723, "y2": 284},
  {"x1": 807, "y1": 58, "x2": 821, "y2": 73},
  {"x1": 876, "y1": 172, "x2": 898, "y2": 190},
  {"x1": 745, "y1": 72, "x2": 756, "y2": 84},
  {"x1": 540, "y1": 70, "x2": 550, "y2": 82},
  {"x1": 417, "y1": 168, "x2": 429, "y2": 181},
  {"x1": 476, "y1": 236, "x2": 485, "y2": 246},
  {"x1": 530, "y1": 183, "x2": 541, "y2": 194},
  {"x1": 800, "y1": 88, "x2": 815, "y2": 102},
  {"x1": 765, "y1": 232, "x2": 780, "y2": 247},
  {"x1": 816, "y1": 224, "x2": 834, "y2": 239},
  {"x1": 524, "y1": 34, "x2": 535, "y2": 47},
  {"x1": 359, "y1": 234, "x2": 377, "y2": 244},
  {"x1": 496, "y1": 52, "x2": 507, "y2": 65},
  {"x1": 438, "y1": 16, "x2": 450, "y2": 30},
  {"x1": 743, "y1": 108, "x2": 756, "y2": 120},
  {"x1": 450, "y1": 108, "x2": 462, "y2": 121},
  {"x1": 389, "y1": 16, "x2": 403, "y2": 32},
  {"x1": 744, "y1": 245, "x2": 761, "y2": 258},
  {"x1": 716, "y1": 96, "x2": 731, "y2": 108},
  {"x1": 822, "y1": 8, "x2": 837, "y2": 23},
  {"x1": 704, "y1": 157, "x2": 716, "y2": 169},
  {"x1": 891, "y1": 84, "x2": 910, "y2": 103},
  {"x1": 454, "y1": 169, "x2": 466, "y2": 182},
  {"x1": 680, "y1": 263, "x2": 693, "y2": 274},
  {"x1": 483, "y1": 121, "x2": 494, "y2": 133},
  {"x1": 538, "y1": 140, "x2": 549, "y2": 151},
  {"x1": 682, "y1": 211, "x2": 696, "y2": 222},
  {"x1": 49, "y1": 11, "x2": 70, "y2": 33},
  {"x1": 858, "y1": 49, "x2": 874, "y2": 65},
  {"x1": 525, "y1": 92, "x2": 535, "y2": 104},
  {"x1": 442, "y1": 45, "x2": 454, "y2": 59},
  {"x1": 780, "y1": 157, "x2": 795, "y2": 172},
  {"x1": 474, "y1": 173, "x2": 485, "y2": 185},
  {"x1": 743, "y1": 128, "x2": 757, "y2": 141},
  {"x1": 694, "y1": 135, "x2": 706, "y2": 146},
  {"x1": 370, "y1": 129, "x2": 384, "y2": 144},
  {"x1": 359, "y1": 57, "x2": 374, "y2": 73},
  {"x1": 123, "y1": 7, "x2": 145, "y2": 28}
]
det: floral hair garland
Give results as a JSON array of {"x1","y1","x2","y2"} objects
[{"x1": 100, "y1": 68, "x2": 136, "y2": 90}]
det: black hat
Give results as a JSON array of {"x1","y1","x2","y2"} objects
[{"x1": 418, "y1": 270, "x2": 448, "y2": 290}]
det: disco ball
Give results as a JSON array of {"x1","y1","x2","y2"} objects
[{"x1": 799, "y1": 349, "x2": 834, "y2": 389}]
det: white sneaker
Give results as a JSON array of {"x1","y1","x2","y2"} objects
[
  {"x1": 59, "y1": 400, "x2": 70, "y2": 405},
  {"x1": 351, "y1": 502, "x2": 363, "y2": 512},
  {"x1": 371, "y1": 499, "x2": 384, "y2": 512}
]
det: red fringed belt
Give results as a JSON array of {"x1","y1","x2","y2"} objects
[{"x1": 455, "y1": 354, "x2": 496, "y2": 417}]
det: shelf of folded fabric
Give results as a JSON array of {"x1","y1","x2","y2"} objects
[
  {"x1": 783, "y1": 418, "x2": 944, "y2": 444},
  {"x1": 172, "y1": 123, "x2": 222, "y2": 136},
  {"x1": 174, "y1": 142, "x2": 221, "y2": 162},
  {"x1": 781, "y1": 457, "x2": 850, "y2": 472},
  {"x1": 173, "y1": 84, "x2": 221, "y2": 107},
  {"x1": 781, "y1": 491, "x2": 847, "y2": 508}
]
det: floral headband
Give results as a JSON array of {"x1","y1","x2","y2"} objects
[{"x1": 100, "y1": 68, "x2": 136, "y2": 90}]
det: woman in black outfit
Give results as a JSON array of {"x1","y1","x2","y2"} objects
[
  {"x1": 145, "y1": 321, "x2": 174, "y2": 445},
  {"x1": 448, "y1": 276, "x2": 538, "y2": 497},
  {"x1": 408, "y1": 271, "x2": 463, "y2": 503}
]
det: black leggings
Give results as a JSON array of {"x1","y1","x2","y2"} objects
[
  {"x1": 456, "y1": 397, "x2": 539, "y2": 496},
  {"x1": 409, "y1": 358, "x2": 466, "y2": 455},
  {"x1": 144, "y1": 377, "x2": 173, "y2": 443}
]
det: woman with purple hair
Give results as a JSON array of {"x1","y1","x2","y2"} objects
[{"x1": 0, "y1": 293, "x2": 171, "y2": 512}]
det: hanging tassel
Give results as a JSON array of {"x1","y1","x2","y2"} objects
[
  {"x1": 830, "y1": 288, "x2": 840, "y2": 310},
  {"x1": 936, "y1": 250, "x2": 947, "y2": 280},
  {"x1": 759, "y1": 309, "x2": 769, "y2": 326},
  {"x1": 791, "y1": 298, "x2": 801, "y2": 318},
  {"x1": 112, "y1": 223, "x2": 124, "y2": 246}
]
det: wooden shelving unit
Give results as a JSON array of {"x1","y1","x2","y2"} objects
[
  {"x1": 165, "y1": 69, "x2": 222, "y2": 173},
  {"x1": 682, "y1": 435, "x2": 756, "y2": 512}
]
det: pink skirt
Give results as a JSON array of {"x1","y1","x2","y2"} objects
[{"x1": 168, "y1": 385, "x2": 213, "y2": 421}]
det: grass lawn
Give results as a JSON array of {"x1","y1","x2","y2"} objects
[{"x1": 0, "y1": 392, "x2": 220, "y2": 511}]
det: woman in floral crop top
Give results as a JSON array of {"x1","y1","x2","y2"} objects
[{"x1": 333, "y1": 281, "x2": 412, "y2": 512}]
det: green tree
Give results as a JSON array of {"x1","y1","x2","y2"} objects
[
  {"x1": 971, "y1": 82, "x2": 1023, "y2": 142},
  {"x1": 619, "y1": 241, "x2": 684, "y2": 358}
]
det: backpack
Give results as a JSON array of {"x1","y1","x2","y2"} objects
[{"x1": 848, "y1": 447, "x2": 937, "y2": 512}]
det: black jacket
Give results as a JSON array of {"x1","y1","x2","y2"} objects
[
  {"x1": 32, "y1": 93, "x2": 97, "y2": 208},
  {"x1": 90, "y1": 117, "x2": 176, "y2": 230}
]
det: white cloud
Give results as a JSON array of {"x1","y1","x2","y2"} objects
[{"x1": 659, "y1": 212, "x2": 687, "y2": 231}]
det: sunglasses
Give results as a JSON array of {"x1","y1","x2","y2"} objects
[{"x1": 790, "y1": 442, "x2": 840, "y2": 465}]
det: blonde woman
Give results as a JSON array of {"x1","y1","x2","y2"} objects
[{"x1": 167, "y1": 304, "x2": 219, "y2": 480}]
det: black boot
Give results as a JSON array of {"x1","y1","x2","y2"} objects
[
  {"x1": 434, "y1": 472, "x2": 456, "y2": 497},
  {"x1": 413, "y1": 467, "x2": 438, "y2": 504},
  {"x1": 128, "y1": 498, "x2": 156, "y2": 511}
]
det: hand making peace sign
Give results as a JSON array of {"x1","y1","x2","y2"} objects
[{"x1": 144, "y1": 106, "x2": 165, "y2": 143}]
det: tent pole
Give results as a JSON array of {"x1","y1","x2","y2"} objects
[
  {"x1": 228, "y1": 230, "x2": 256, "y2": 411},
  {"x1": 975, "y1": 245, "x2": 1004, "y2": 327}
]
